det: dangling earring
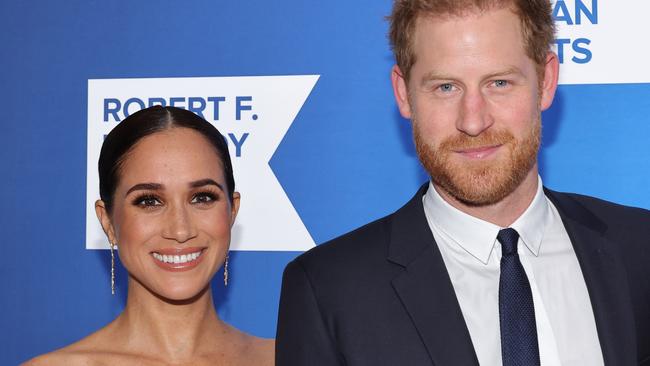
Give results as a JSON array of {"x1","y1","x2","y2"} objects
[
  {"x1": 110, "y1": 242, "x2": 116, "y2": 295},
  {"x1": 224, "y1": 254, "x2": 229, "y2": 286}
]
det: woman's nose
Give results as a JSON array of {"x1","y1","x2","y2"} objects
[{"x1": 161, "y1": 204, "x2": 198, "y2": 243}]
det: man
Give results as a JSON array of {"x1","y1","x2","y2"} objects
[{"x1": 276, "y1": 0, "x2": 650, "y2": 365}]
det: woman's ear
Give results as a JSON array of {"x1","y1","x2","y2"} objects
[
  {"x1": 95, "y1": 200, "x2": 116, "y2": 245},
  {"x1": 230, "y1": 192, "x2": 241, "y2": 227}
]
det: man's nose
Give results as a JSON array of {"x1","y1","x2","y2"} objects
[
  {"x1": 456, "y1": 89, "x2": 494, "y2": 136},
  {"x1": 162, "y1": 204, "x2": 198, "y2": 243}
]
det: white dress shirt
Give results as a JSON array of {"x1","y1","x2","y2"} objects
[{"x1": 422, "y1": 177, "x2": 604, "y2": 366}]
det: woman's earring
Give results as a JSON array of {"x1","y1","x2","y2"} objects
[
  {"x1": 224, "y1": 254, "x2": 229, "y2": 286},
  {"x1": 110, "y1": 242, "x2": 116, "y2": 295}
]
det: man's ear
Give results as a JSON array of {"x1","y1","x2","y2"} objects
[
  {"x1": 540, "y1": 51, "x2": 560, "y2": 111},
  {"x1": 95, "y1": 200, "x2": 116, "y2": 245},
  {"x1": 391, "y1": 65, "x2": 413, "y2": 119}
]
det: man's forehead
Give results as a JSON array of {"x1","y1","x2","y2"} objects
[
  {"x1": 411, "y1": 6, "x2": 524, "y2": 54},
  {"x1": 414, "y1": 2, "x2": 516, "y2": 27},
  {"x1": 408, "y1": 6, "x2": 533, "y2": 84},
  {"x1": 413, "y1": 7, "x2": 522, "y2": 42}
]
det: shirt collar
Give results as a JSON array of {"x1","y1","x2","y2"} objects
[
  {"x1": 423, "y1": 176, "x2": 550, "y2": 264},
  {"x1": 510, "y1": 176, "x2": 549, "y2": 258}
]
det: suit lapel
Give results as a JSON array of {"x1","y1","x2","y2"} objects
[
  {"x1": 388, "y1": 185, "x2": 479, "y2": 366},
  {"x1": 546, "y1": 189, "x2": 637, "y2": 366}
]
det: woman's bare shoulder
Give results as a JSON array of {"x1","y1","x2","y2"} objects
[
  {"x1": 230, "y1": 328, "x2": 275, "y2": 366},
  {"x1": 23, "y1": 342, "x2": 142, "y2": 366},
  {"x1": 249, "y1": 336, "x2": 275, "y2": 364},
  {"x1": 22, "y1": 327, "x2": 115, "y2": 366},
  {"x1": 22, "y1": 347, "x2": 103, "y2": 366}
]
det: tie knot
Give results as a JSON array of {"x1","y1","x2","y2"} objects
[{"x1": 497, "y1": 228, "x2": 520, "y2": 256}]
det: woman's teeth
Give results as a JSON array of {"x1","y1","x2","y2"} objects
[{"x1": 152, "y1": 250, "x2": 202, "y2": 264}]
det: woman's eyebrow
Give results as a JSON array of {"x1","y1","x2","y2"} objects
[
  {"x1": 125, "y1": 182, "x2": 163, "y2": 196},
  {"x1": 189, "y1": 178, "x2": 224, "y2": 192}
]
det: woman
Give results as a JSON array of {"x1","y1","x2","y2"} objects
[{"x1": 26, "y1": 106, "x2": 274, "y2": 365}]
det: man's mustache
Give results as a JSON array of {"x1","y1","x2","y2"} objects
[{"x1": 439, "y1": 129, "x2": 515, "y2": 151}]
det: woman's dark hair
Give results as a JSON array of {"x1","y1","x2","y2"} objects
[{"x1": 98, "y1": 106, "x2": 235, "y2": 212}]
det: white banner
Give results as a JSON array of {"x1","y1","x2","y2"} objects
[
  {"x1": 87, "y1": 75, "x2": 319, "y2": 251},
  {"x1": 553, "y1": 0, "x2": 650, "y2": 85}
]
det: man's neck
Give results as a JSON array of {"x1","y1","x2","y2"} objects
[{"x1": 434, "y1": 167, "x2": 539, "y2": 228}]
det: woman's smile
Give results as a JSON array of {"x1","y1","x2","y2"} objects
[{"x1": 151, "y1": 247, "x2": 207, "y2": 271}]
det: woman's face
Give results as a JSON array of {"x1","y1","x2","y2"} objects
[{"x1": 96, "y1": 127, "x2": 239, "y2": 301}]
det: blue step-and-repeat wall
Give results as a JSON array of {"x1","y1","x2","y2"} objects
[{"x1": 2, "y1": 1, "x2": 649, "y2": 364}]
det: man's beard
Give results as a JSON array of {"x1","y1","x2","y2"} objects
[{"x1": 414, "y1": 117, "x2": 540, "y2": 207}]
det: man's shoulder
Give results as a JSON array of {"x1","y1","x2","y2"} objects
[
  {"x1": 292, "y1": 184, "x2": 429, "y2": 272},
  {"x1": 278, "y1": 212, "x2": 400, "y2": 303},
  {"x1": 547, "y1": 189, "x2": 650, "y2": 226},
  {"x1": 547, "y1": 189, "x2": 650, "y2": 258},
  {"x1": 294, "y1": 213, "x2": 394, "y2": 271}
]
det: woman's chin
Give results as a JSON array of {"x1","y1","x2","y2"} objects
[
  {"x1": 169, "y1": 287, "x2": 212, "y2": 304},
  {"x1": 141, "y1": 280, "x2": 213, "y2": 304}
]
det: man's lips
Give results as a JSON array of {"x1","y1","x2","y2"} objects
[{"x1": 453, "y1": 144, "x2": 502, "y2": 159}]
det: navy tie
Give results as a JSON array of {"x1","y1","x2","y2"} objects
[{"x1": 498, "y1": 228, "x2": 540, "y2": 366}]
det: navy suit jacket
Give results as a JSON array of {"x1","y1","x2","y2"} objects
[{"x1": 276, "y1": 184, "x2": 650, "y2": 365}]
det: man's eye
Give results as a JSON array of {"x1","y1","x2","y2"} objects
[
  {"x1": 438, "y1": 83, "x2": 455, "y2": 92},
  {"x1": 191, "y1": 192, "x2": 217, "y2": 204},
  {"x1": 494, "y1": 80, "x2": 509, "y2": 87}
]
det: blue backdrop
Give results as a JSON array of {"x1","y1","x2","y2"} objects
[{"x1": 2, "y1": 1, "x2": 648, "y2": 364}]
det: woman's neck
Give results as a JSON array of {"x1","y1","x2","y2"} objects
[{"x1": 108, "y1": 278, "x2": 229, "y2": 363}]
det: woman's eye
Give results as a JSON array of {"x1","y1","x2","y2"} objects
[
  {"x1": 191, "y1": 192, "x2": 217, "y2": 204},
  {"x1": 134, "y1": 195, "x2": 162, "y2": 207}
]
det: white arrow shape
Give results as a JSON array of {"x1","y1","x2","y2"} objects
[{"x1": 86, "y1": 75, "x2": 319, "y2": 251}]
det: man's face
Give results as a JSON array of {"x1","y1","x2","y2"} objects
[{"x1": 392, "y1": 7, "x2": 558, "y2": 206}]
